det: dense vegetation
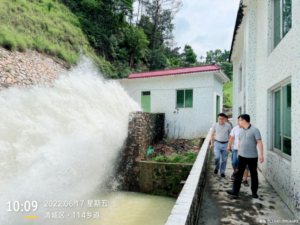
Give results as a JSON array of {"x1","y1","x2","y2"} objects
[
  {"x1": 59, "y1": 0, "x2": 205, "y2": 77},
  {"x1": 0, "y1": 0, "x2": 90, "y2": 64},
  {"x1": 223, "y1": 81, "x2": 233, "y2": 107},
  {"x1": 0, "y1": 0, "x2": 233, "y2": 105}
]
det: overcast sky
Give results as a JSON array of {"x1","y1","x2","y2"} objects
[{"x1": 134, "y1": 0, "x2": 240, "y2": 60}]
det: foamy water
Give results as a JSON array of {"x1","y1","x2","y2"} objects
[{"x1": 0, "y1": 57, "x2": 142, "y2": 224}]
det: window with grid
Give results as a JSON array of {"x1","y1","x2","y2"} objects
[
  {"x1": 216, "y1": 95, "x2": 220, "y2": 122},
  {"x1": 274, "y1": 0, "x2": 292, "y2": 48},
  {"x1": 273, "y1": 83, "x2": 291, "y2": 159},
  {"x1": 176, "y1": 89, "x2": 193, "y2": 108}
]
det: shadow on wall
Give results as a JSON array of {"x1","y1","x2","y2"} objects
[
  {"x1": 165, "y1": 120, "x2": 186, "y2": 140},
  {"x1": 116, "y1": 111, "x2": 165, "y2": 192}
]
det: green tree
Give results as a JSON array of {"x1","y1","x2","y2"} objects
[
  {"x1": 122, "y1": 27, "x2": 149, "y2": 69},
  {"x1": 169, "y1": 57, "x2": 182, "y2": 68},
  {"x1": 205, "y1": 49, "x2": 232, "y2": 80},
  {"x1": 164, "y1": 46, "x2": 184, "y2": 68},
  {"x1": 221, "y1": 62, "x2": 233, "y2": 80},
  {"x1": 59, "y1": 0, "x2": 183, "y2": 76},
  {"x1": 143, "y1": 0, "x2": 182, "y2": 70},
  {"x1": 205, "y1": 50, "x2": 214, "y2": 64},
  {"x1": 205, "y1": 49, "x2": 229, "y2": 65},
  {"x1": 182, "y1": 44, "x2": 197, "y2": 67},
  {"x1": 138, "y1": 15, "x2": 155, "y2": 47},
  {"x1": 61, "y1": 0, "x2": 134, "y2": 56},
  {"x1": 148, "y1": 49, "x2": 169, "y2": 70}
]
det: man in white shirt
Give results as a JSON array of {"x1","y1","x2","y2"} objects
[{"x1": 226, "y1": 119, "x2": 250, "y2": 186}]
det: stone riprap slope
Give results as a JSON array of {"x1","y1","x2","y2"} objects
[{"x1": 0, "y1": 47, "x2": 67, "y2": 90}]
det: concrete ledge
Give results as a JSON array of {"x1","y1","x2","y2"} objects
[{"x1": 165, "y1": 128, "x2": 212, "y2": 225}]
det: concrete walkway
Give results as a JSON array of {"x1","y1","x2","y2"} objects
[{"x1": 198, "y1": 150, "x2": 295, "y2": 225}]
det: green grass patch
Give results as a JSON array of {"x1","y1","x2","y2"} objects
[
  {"x1": 155, "y1": 155, "x2": 165, "y2": 162},
  {"x1": 155, "y1": 153, "x2": 197, "y2": 164},
  {"x1": 223, "y1": 81, "x2": 233, "y2": 108},
  {"x1": 163, "y1": 138, "x2": 170, "y2": 142},
  {"x1": 0, "y1": 0, "x2": 101, "y2": 66},
  {"x1": 190, "y1": 139, "x2": 197, "y2": 146}
]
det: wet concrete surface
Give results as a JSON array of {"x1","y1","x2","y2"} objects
[{"x1": 198, "y1": 150, "x2": 296, "y2": 225}]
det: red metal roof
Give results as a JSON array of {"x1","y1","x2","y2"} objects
[{"x1": 128, "y1": 64, "x2": 221, "y2": 79}]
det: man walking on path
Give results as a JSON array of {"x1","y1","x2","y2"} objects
[
  {"x1": 227, "y1": 114, "x2": 264, "y2": 199},
  {"x1": 227, "y1": 119, "x2": 250, "y2": 186},
  {"x1": 210, "y1": 113, "x2": 231, "y2": 178},
  {"x1": 225, "y1": 115, "x2": 233, "y2": 129}
]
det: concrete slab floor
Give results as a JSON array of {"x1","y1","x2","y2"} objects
[{"x1": 198, "y1": 150, "x2": 297, "y2": 225}]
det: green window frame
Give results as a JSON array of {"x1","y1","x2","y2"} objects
[
  {"x1": 216, "y1": 95, "x2": 220, "y2": 122},
  {"x1": 274, "y1": 0, "x2": 292, "y2": 48},
  {"x1": 176, "y1": 89, "x2": 193, "y2": 108},
  {"x1": 273, "y1": 82, "x2": 292, "y2": 160}
]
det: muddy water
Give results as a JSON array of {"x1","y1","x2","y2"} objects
[{"x1": 86, "y1": 191, "x2": 175, "y2": 225}]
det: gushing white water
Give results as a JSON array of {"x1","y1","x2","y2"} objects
[{"x1": 0, "y1": 57, "x2": 141, "y2": 224}]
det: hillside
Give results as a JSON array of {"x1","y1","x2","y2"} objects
[
  {"x1": 0, "y1": 0, "x2": 89, "y2": 64},
  {"x1": 0, "y1": 0, "x2": 234, "y2": 104},
  {"x1": 223, "y1": 81, "x2": 233, "y2": 108},
  {"x1": 0, "y1": 0, "x2": 117, "y2": 76},
  {"x1": 0, "y1": 0, "x2": 217, "y2": 78}
]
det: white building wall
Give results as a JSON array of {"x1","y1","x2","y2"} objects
[
  {"x1": 232, "y1": 15, "x2": 246, "y2": 125},
  {"x1": 119, "y1": 72, "x2": 222, "y2": 139},
  {"x1": 232, "y1": 0, "x2": 300, "y2": 218},
  {"x1": 232, "y1": 50, "x2": 244, "y2": 124},
  {"x1": 213, "y1": 74, "x2": 224, "y2": 122}
]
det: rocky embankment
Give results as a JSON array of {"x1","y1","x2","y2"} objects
[{"x1": 0, "y1": 47, "x2": 68, "y2": 91}]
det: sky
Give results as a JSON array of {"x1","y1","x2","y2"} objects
[{"x1": 134, "y1": 0, "x2": 240, "y2": 61}]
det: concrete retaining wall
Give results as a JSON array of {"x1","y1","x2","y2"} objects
[
  {"x1": 117, "y1": 111, "x2": 165, "y2": 192},
  {"x1": 0, "y1": 47, "x2": 67, "y2": 90}
]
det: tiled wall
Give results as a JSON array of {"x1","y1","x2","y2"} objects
[{"x1": 232, "y1": 0, "x2": 300, "y2": 218}]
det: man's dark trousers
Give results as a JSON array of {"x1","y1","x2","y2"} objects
[{"x1": 233, "y1": 156, "x2": 259, "y2": 194}]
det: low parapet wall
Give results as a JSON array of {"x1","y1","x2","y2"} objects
[{"x1": 165, "y1": 128, "x2": 212, "y2": 225}]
